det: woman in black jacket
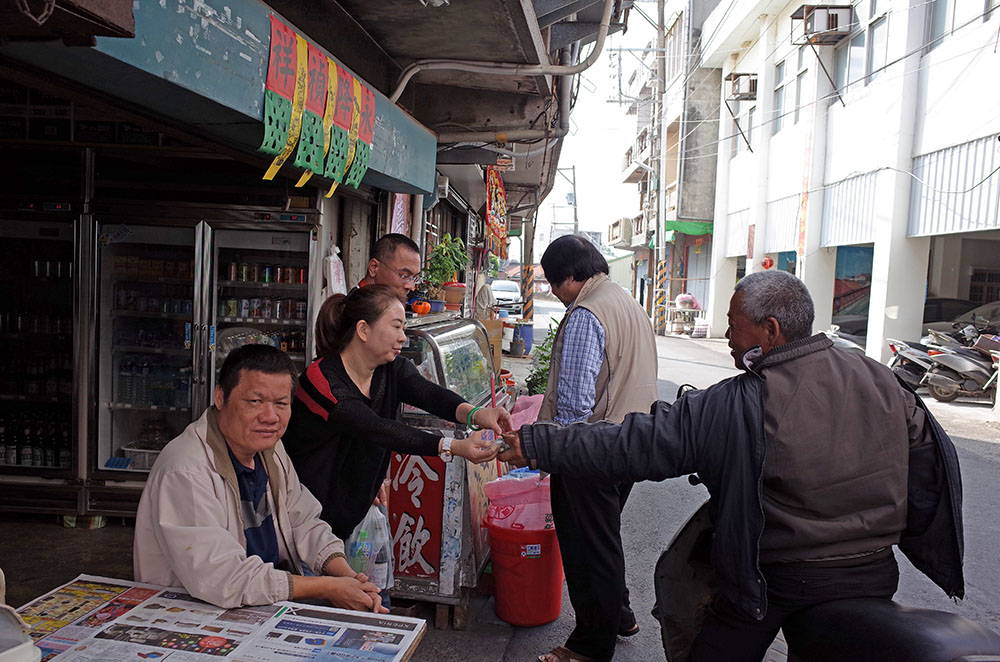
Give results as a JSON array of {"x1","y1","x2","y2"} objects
[{"x1": 282, "y1": 284, "x2": 511, "y2": 541}]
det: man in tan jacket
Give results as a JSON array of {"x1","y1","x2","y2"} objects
[
  {"x1": 134, "y1": 344, "x2": 385, "y2": 612},
  {"x1": 536, "y1": 235, "x2": 658, "y2": 662}
]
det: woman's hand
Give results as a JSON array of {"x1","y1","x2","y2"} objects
[
  {"x1": 450, "y1": 435, "x2": 500, "y2": 464},
  {"x1": 473, "y1": 406, "x2": 514, "y2": 435}
]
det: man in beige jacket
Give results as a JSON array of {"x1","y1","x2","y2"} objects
[{"x1": 134, "y1": 344, "x2": 385, "y2": 612}]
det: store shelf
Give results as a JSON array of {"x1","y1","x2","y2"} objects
[
  {"x1": 113, "y1": 275, "x2": 192, "y2": 284},
  {"x1": 112, "y1": 310, "x2": 192, "y2": 321},
  {"x1": 113, "y1": 345, "x2": 190, "y2": 356},
  {"x1": 0, "y1": 393, "x2": 71, "y2": 404},
  {"x1": 0, "y1": 331, "x2": 72, "y2": 340},
  {"x1": 217, "y1": 317, "x2": 306, "y2": 327},
  {"x1": 218, "y1": 280, "x2": 306, "y2": 290},
  {"x1": 107, "y1": 402, "x2": 191, "y2": 412}
]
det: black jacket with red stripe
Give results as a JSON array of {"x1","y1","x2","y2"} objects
[{"x1": 283, "y1": 354, "x2": 465, "y2": 539}]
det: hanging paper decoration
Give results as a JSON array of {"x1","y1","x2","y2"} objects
[
  {"x1": 261, "y1": 16, "x2": 308, "y2": 180},
  {"x1": 292, "y1": 43, "x2": 330, "y2": 186},
  {"x1": 323, "y1": 65, "x2": 358, "y2": 197},
  {"x1": 485, "y1": 166, "x2": 509, "y2": 259},
  {"x1": 343, "y1": 84, "x2": 376, "y2": 188},
  {"x1": 257, "y1": 14, "x2": 379, "y2": 190}
]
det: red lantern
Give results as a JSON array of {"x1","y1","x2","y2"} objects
[{"x1": 760, "y1": 255, "x2": 775, "y2": 270}]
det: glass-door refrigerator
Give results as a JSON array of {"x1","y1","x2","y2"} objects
[
  {"x1": 94, "y1": 222, "x2": 199, "y2": 475},
  {"x1": 0, "y1": 220, "x2": 76, "y2": 477},
  {"x1": 206, "y1": 225, "x2": 314, "y2": 387},
  {"x1": 92, "y1": 219, "x2": 317, "y2": 483}
]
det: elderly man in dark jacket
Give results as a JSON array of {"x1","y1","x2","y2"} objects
[{"x1": 501, "y1": 270, "x2": 963, "y2": 662}]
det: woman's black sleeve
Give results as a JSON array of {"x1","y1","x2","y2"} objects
[{"x1": 395, "y1": 358, "x2": 467, "y2": 422}]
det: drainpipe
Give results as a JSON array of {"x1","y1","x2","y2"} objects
[{"x1": 390, "y1": 0, "x2": 615, "y2": 104}]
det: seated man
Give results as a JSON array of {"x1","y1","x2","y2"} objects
[
  {"x1": 501, "y1": 270, "x2": 963, "y2": 662},
  {"x1": 135, "y1": 344, "x2": 385, "y2": 612}
]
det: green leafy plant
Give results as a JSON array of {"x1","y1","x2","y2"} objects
[
  {"x1": 525, "y1": 324, "x2": 558, "y2": 395},
  {"x1": 487, "y1": 253, "x2": 502, "y2": 279},
  {"x1": 425, "y1": 233, "x2": 467, "y2": 298}
]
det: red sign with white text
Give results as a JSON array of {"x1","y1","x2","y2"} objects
[{"x1": 388, "y1": 453, "x2": 445, "y2": 579}]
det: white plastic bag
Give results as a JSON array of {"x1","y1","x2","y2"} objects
[
  {"x1": 323, "y1": 245, "x2": 348, "y2": 298},
  {"x1": 346, "y1": 505, "x2": 393, "y2": 589}
]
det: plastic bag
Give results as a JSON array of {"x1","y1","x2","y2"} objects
[
  {"x1": 345, "y1": 505, "x2": 393, "y2": 589},
  {"x1": 484, "y1": 474, "x2": 554, "y2": 531},
  {"x1": 324, "y1": 246, "x2": 348, "y2": 298}
]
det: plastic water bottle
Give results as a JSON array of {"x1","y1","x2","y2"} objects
[
  {"x1": 118, "y1": 359, "x2": 134, "y2": 404},
  {"x1": 349, "y1": 530, "x2": 372, "y2": 575},
  {"x1": 373, "y1": 542, "x2": 390, "y2": 589},
  {"x1": 135, "y1": 358, "x2": 151, "y2": 406}
]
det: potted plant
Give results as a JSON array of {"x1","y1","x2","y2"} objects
[{"x1": 425, "y1": 233, "x2": 467, "y2": 308}]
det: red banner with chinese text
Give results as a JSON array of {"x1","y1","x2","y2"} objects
[{"x1": 388, "y1": 452, "x2": 445, "y2": 579}]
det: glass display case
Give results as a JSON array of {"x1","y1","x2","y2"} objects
[
  {"x1": 400, "y1": 316, "x2": 494, "y2": 426},
  {"x1": 389, "y1": 315, "x2": 507, "y2": 625}
]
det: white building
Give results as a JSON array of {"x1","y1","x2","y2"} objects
[{"x1": 701, "y1": 0, "x2": 1000, "y2": 361}]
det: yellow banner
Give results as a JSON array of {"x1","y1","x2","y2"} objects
[
  {"x1": 264, "y1": 34, "x2": 308, "y2": 181},
  {"x1": 326, "y1": 78, "x2": 363, "y2": 198}
]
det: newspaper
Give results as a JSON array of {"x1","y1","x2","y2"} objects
[{"x1": 17, "y1": 575, "x2": 425, "y2": 662}]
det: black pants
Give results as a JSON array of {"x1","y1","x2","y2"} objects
[
  {"x1": 550, "y1": 473, "x2": 636, "y2": 662},
  {"x1": 688, "y1": 553, "x2": 900, "y2": 662}
]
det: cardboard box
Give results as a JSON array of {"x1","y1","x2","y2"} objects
[{"x1": 480, "y1": 319, "x2": 503, "y2": 371}]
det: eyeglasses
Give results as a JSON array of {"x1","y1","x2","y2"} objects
[{"x1": 375, "y1": 259, "x2": 422, "y2": 285}]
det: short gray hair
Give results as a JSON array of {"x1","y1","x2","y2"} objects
[{"x1": 734, "y1": 271, "x2": 814, "y2": 341}]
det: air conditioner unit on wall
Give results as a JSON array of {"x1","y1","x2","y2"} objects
[
  {"x1": 791, "y1": 4, "x2": 853, "y2": 46},
  {"x1": 725, "y1": 73, "x2": 757, "y2": 101},
  {"x1": 436, "y1": 175, "x2": 450, "y2": 200}
]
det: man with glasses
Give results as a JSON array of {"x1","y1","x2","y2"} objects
[{"x1": 358, "y1": 233, "x2": 422, "y2": 299}]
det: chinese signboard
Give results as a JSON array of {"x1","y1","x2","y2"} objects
[
  {"x1": 388, "y1": 453, "x2": 445, "y2": 579},
  {"x1": 485, "y1": 166, "x2": 509, "y2": 258}
]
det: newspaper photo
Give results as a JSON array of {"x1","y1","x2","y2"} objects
[{"x1": 17, "y1": 575, "x2": 425, "y2": 662}]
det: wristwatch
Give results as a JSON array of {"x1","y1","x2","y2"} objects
[{"x1": 439, "y1": 437, "x2": 454, "y2": 463}]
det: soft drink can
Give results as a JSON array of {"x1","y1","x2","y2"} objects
[
  {"x1": 226, "y1": 262, "x2": 238, "y2": 281},
  {"x1": 223, "y1": 299, "x2": 238, "y2": 317},
  {"x1": 261, "y1": 298, "x2": 274, "y2": 319},
  {"x1": 237, "y1": 263, "x2": 250, "y2": 282},
  {"x1": 283, "y1": 267, "x2": 298, "y2": 284},
  {"x1": 274, "y1": 266, "x2": 285, "y2": 283},
  {"x1": 238, "y1": 298, "x2": 251, "y2": 318},
  {"x1": 249, "y1": 262, "x2": 260, "y2": 282},
  {"x1": 249, "y1": 298, "x2": 262, "y2": 317},
  {"x1": 274, "y1": 299, "x2": 286, "y2": 320},
  {"x1": 295, "y1": 301, "x2": 307, "y2": 319},
  {"x1": 262, "y1": 266, "x2": 273, "y2": 283}
]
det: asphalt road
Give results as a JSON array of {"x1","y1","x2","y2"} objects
[{"x1": 413, "y1": 328, "x2": 1000, "y2": 662}]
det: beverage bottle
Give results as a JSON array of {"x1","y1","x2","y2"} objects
[
  {"x1": 19, "y1": 421, "x2": 34, "y2": 466},
  {"x1": 349, "y1": 530, "x2": 371, "y2": 575},
  {"x1": 30, "y1": 421, "x2": 43, "y2": 467},
  {"x1": 25, "y1": 360, "x2": 40, "y2": 396},
  {"x1": 59, "y1": 425, "x2": 72, "y2": 469},
  {"x1": 5, "y1": 417, "x2": 20, "y2": 465},
  {"x1": 0, "y1": 425, "x2": 6, "y2": 465},
  {"x1": 135, "y1": 358, "x2": 151, "y2": 406},
  {"x1": 45, "y1": 355, "x2": 59, "y2": 396},
  {"x1": 373, "y1": 541, "x2": 390, "y2": 590},
  {"x1": 42, "y1": 423, "x2": 56, "y2": 468},
  {"x1": 118, "y1": 359, "x2": 134, "y2": 403}
]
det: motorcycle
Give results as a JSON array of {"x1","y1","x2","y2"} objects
[
  {"x1": 653, "y1": 495, "x2": 1000, "y2": 662},
  {"x1": 920, "y1": 345, "x2": 998, "y2": 404},
  {"x1": 886, "y1": 338, "x2": 936, "y2": 388}
]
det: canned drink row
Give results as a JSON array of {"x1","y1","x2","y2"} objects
[
  {"x1": 225, "y1": 262, "x2": 306, "y2": 284},
  {"x1": 220, "y1": 298, "x2": 307, "y2": 320}
]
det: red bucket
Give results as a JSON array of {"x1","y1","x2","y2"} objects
[{"x1": 487, "y1": 521, "x2": 564, "y2": 626}]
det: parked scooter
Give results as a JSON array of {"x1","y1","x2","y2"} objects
[
  {"x1": 921, "y1": 346, "x2": 999, "y2": 404},
  {"x1": 653, "y1": 497, "x2": 1000, "y2": 661},
  {"x1": 886, "y1": 338, "x2": 936, "y2": 388}
]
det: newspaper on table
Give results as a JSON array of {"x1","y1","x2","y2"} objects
[{"x1": 17, "y1": 574, "x2": 425, "y2": 662}]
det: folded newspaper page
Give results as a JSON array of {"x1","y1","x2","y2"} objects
[{"x1": 17, "y1": 574, "x2": 425, "y2": 662}]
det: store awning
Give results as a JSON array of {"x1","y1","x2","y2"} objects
[
  {"x1": 0, "y1": 0, "x2": 436, "y2": 194},
  {"x1": 665, "y1": 220, "x2": 714, "y2": 235}
]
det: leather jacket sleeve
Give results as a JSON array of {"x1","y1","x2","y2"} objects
[{"x1": 521, "y1": 399, "x2": 699, "y2": 481}]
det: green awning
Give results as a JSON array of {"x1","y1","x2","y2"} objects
[{"x1": 665, "y1": 220, "x2": 713, "y2": 235}]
